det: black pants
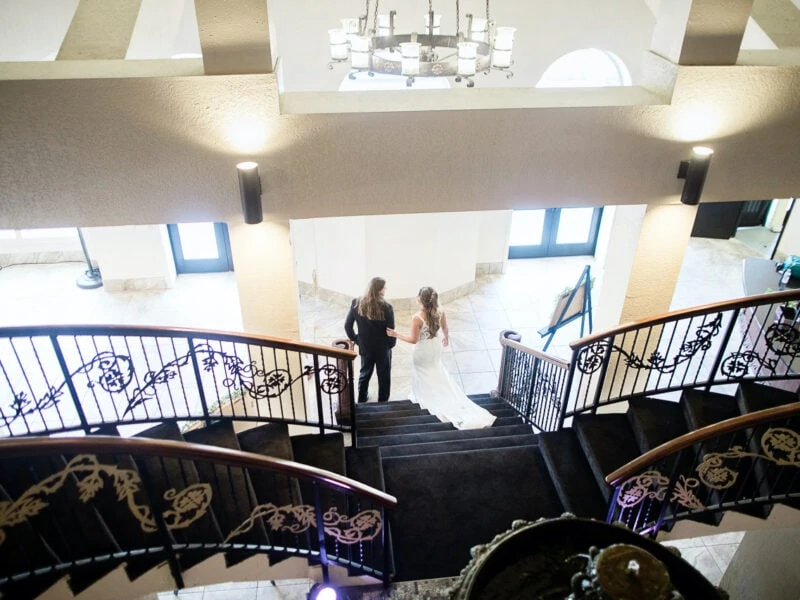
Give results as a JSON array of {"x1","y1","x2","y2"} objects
[{"x1": 358, "y1": 350, "x2": 392, "y2": 403}]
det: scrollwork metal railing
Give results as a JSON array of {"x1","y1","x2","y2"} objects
[
  {"x1": 495, "y1": 330, "x2": 570, "y2": 432},
  {"x1": 0, "y1": 436, "x2": 396, "y2": 590},
  {"x1": 0, "y1": 325, "x2": 357, "y2": 440},
  {"x1": 605, "y1": 402, "x2": 800, "y2": 535},
  {"x1": 562, "y1": 289, "x2": 800, "y2": 422}
]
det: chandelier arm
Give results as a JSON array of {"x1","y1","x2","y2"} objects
[
  {"x1": 373, "y1": 0, "x2": 379, "y2": 34},
  {"x1": 456, "y1": 0, "x2": 460, "y2": 37},
  {"x1": 486, "y1": 0, "x2": 490, "y2": 22}
]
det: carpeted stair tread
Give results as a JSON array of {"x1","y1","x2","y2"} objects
[
  {"x1": 357, "y1": 409, "x2": 431, "y2": 421},
  {"x1": 358, "y1": 422, "x2": 456, "y2": 437},
  {"x1": 0, "y1": 455, "x2": 121, "y2": 595},
  {"x1": 492, "y1": 415, "x2": 524, "y2": 427},
  {"x1": 681, "y1": 389, "x2": 741, "y2": 430},
  {"x1": 467, "y1": 393, "x2": 494, "y2": 401},
  {"x1": 383, "y1": 446, "x2": 562, "y2": 581},
  {"x1": 184, "y1": 422, "x2": 269, "y2": 567},
  {"x1": 682, "y1": 389, "x2": 770, "y2": 520},
  {"x1": 0, "y1": 483, "x2": 69, "y2": 600},
  {"x1": 355, "y1": 401, "x2": 417, "y2": 412},
  {"x1": 736, "y1": 382, "x2": 800, "y2": 414},
  {"x1": 735, "y1": 383, "x2": 800, "y2": 512},
  {"x1": 573, "y1": 414, "x2": 642, "y2": 503},
  {"x1": 133, "y1": 422, "x2": 225, "y2": 573},
  {"x1": 378, "y1": 433, "x2": 538, "y2": 458},
  {"x1": 627, "y1": 398, "x2": 688, "y2": 453},
  {"x1": 291, "y1": 433, "x2": 348, "y2": 563},
  {"x1": 539, "y1": 430, "x2": 608, "y2": 520},
  {"x1": 343, "y1": 446, "x2": 391, "y2": 576},
  {"x1": 237, "y1": 423, "x2": 300, "y2": 507},
  {"x1": 358, "y1": 424, "x2": 533, "y2": 448},
  {"x1": 359, "y1": 415, "x2": 441, "y2": 429}
]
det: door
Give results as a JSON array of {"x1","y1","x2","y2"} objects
[
  {"x1": 167, "y1": 222, "x2": 233, "y2": 274},
  {"x1": 508, "y1": 207, "x2": 603, "y2": 259}
]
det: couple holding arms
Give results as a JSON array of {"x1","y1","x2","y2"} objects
[{"x1": 345, "y1": 277, "x2": 495, "y2": 430}]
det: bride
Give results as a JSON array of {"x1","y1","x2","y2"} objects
[{"x1": 386, "y1": 287, "x2": 496, "y2": 430}]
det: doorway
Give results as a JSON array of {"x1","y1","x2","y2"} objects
[
  {"x1": 167, "y1": 222, "x2": 233, "y2": 274},
  {"x1": 508, "y1": 207, "x2": 603, "y2": 259}
]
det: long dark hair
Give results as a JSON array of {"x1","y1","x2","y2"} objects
[
  {"x1": 357, "y1": 277, "x2": 387, "y2": 320},
  {"x1": 418, "y1": 286, "x2": 440, "y2": 337}
]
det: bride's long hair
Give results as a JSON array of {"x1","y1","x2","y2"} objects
[
  {"x1": 357, "y1": 277, "x2": 387, "y2": 321},
  {"x1": 418, "y1": 287, "x2": 440, "y2": 337}
]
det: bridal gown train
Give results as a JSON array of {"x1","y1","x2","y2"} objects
[{"x1": 410, "y1": 322, "x2": 496, "y2": 430}]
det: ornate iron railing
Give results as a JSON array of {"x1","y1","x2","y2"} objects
[
  {"x1": 605, "y1": 402, "x2": 800, "y2": 535},
  {"x1": 0, "y1": 436, "x2": 396, "y2": 591},
  {"x1": 495, "y1": 290, "x2": 800, "y2": 431},
  {"x1": 495, "y1": 331, "x2": 570, "y2": 432},
  {"x1": 562, "y1": 289, "x2": 800, "y2": 422},
  {"x1": 0, "y1": 326, "x2": 357, "y2": 440}
]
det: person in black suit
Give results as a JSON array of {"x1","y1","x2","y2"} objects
[{"x1": 345, "y1": 276, "x2": 396, "y2": 403}]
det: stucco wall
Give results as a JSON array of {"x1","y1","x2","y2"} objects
[{"x1": 2, "y1": 67, "x2": 800, "y2": 229}]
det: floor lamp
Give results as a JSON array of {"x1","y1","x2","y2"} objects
[{"x1": 76, "y1": 228, "x2": 103, "y2": 289}]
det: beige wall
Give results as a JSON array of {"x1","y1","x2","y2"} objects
[{"x1": 3, "y1": 66, "x2": 800, "y2": 230}]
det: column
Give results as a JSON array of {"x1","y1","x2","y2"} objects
[{"x1": 228, "y1": 218, "x2": 300, "y2": 340}]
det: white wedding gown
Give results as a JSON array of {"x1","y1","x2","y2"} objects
[{"x1": 410, "y1": 321, "x2": 496, "y2": 430}]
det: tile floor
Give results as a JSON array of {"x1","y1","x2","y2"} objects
[{"x1": 0, "y1": 234, "x2": 771, "y2": 596}]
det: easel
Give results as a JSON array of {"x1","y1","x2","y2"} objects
[{"x1": 538, "y1": 265, "x2": 594, "y2": 352}]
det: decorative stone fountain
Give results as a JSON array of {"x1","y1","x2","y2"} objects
[{"x1": 447, "y1": 516, "x2": 727, "y2": 600}]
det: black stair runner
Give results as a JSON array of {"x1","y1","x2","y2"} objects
[{"x1": 352, "y1": 384, "x2": 800, "y2": 581}]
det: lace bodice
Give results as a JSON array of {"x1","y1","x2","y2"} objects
[{"x1": 419, "y1": 322, "x2": 434, "y2": 341}]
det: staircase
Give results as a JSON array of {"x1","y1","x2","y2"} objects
[
  {"x1": 0, "y1": 420, "x2": 391, "y2": 600},
  {"x1": 347, "y1": 383, "x2": 800, "y2": 582}
]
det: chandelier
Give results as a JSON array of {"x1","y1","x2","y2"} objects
[{"x1": 327, "y1": 0, "x2": 516, "y2": 88}]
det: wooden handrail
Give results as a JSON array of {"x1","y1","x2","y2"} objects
[
  {"x1": 571, "y1": 288, "x2": 800, "y2": 349},
  {"x1": 606, "y1": 401, "x2": 800, "y2": 486},
  {"x1": 0, "y1": 324, "x2": 357, "y2": 361},
  {"x1": 0, "y1": 435, "x2": 396, "y2": 508},
  {"x1": 499, "y1": 336, "x2": 570, "y2": 370}
]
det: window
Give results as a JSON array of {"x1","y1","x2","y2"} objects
[
  {"x1": 509, "y1": 207, "x2": 604, "y2": 259},
  {"x1": 537, "y1": 49, "x2": 632, "y2": 88}
]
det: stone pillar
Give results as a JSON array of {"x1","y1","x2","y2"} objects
[
  {"x1": 57, "y1": 0, "x2": 143, "y2": 60},
  {"x1": 228, "y1": 218, "x2": 300, "y2": 340}
]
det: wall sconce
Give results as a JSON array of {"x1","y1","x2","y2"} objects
[
  {"x1": 237, "y1": 161, "x2": 263, "y2": 224},
  {"x1": 677, "y1": 146, "x2": 714, "y2": 206}
]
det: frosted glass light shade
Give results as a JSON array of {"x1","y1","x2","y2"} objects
[
  {"x1": 458, "y1": 42, "x2": 478, "y2": 75},
  {"x1": 470, "y1": 18, "x2": 488, "y2": 42},
  {"x1": 340, "y1": 18, "x2": 360, "y2": 34},
  {"x1": 423, "y1": 13, "x2": 442, "y2": 34},
  {"x1": 329, "y1": 29, "x2": 348, "y2": 60},
  {"x1": 401, "y1": 42, "x2": 421, "y2": 75},
  {"x1": 492, "y1": 27, "x2": 516, "y2": 68},
  {"x1": 350, "y1": 35, "x2": 370, "y2": 68}
]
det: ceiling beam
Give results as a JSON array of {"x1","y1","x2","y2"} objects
[
  {"x1": 56, "y1": 0, "x2": 143, "y2": 60},
  {"x1": 679, "y1": 0, "x2": 755, "y2": 65},
  {"x1": 751, "y1": 0, "x2": 800, "y2": 47},
  {"x1": 193, "y1": 0, "x2": 272, "y2": 75}
]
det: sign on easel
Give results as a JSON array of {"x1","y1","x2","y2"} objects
[{"x1": 538, "y1": 265, "x2": 594, "y2": 351}]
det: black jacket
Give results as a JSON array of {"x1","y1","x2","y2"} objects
[{"x1": 345, "y1": 298, "x2": 396, "y2": 356}]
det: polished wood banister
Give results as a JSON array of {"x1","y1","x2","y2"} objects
[
  {"x1": 499, "y1": 336, "x2": 570, "y2": 370},
  {"x1": 606, "y1": 401, "x2": 800, "y2": 486},
  {"x1": 0, "y1": 324, "x2": 357, "y2": 361},
  {"x1": 0, "y1": 435, "x2": 396, "y2": 507},
  {"x1": 571, "y1": 288, "x2": 800, "y2": 349}
]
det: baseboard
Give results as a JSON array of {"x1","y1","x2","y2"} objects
[
  {"x1": 476, "y1": 261, "x2": 506, "y2": 276},
  {"x1": 0, "y1": 250, "x2": 84, "y2": 268},
  {"x1": 297, "y1": 280, "x2": 477, "y2": 310}
]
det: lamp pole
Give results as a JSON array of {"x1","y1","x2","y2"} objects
[{"x1": 76, "y1": 227, "x2": 103, "y2": 289}]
